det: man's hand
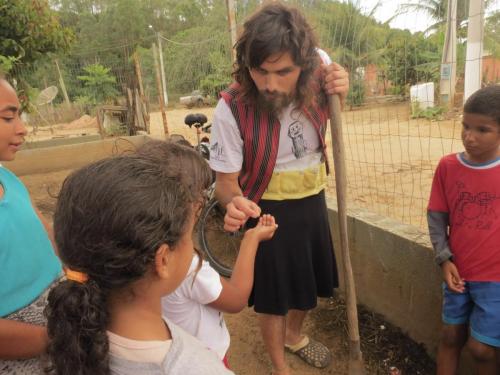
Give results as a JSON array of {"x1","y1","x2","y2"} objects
[
  {"x1": 322, "y1": 62, "x2": 349, "y2": 103},
  {"x1": 224, "y1": 196, "x2": 261, "y2": 232},
  {"x1": 441, "y1": 260, "x2": 465, "y2": 293}
]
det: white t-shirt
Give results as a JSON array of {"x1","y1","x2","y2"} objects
[
  {"x1": 108, "y1": 329, "x2": 172, "y2": 364},
  {"x1": 209, "y1": 48, "x2": 332, "y2": 175},
  {"x1": 161, "y1": 254, "x2": 230, "y2": 359}
]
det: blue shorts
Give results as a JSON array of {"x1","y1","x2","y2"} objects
[{"x1": 443, "y1": 282, "x2": 500, "y2": 347}]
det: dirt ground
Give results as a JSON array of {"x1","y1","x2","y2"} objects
[{"x1": 20, "y1": 102, "x2": 439, "y2": 373}]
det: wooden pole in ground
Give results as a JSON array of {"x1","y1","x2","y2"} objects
[
  {"x1": 133, "y1": 52, "x2": 150, "y2": 132},
  {"x1": 328, "y1": 94, "x2": 364, "y2": 374},
  {"x1": 152, "y1": 43, "x2": 169, "y2": 137},
  {"x1": 54, "y1": 59, "x2": 70, "y2": 107}
]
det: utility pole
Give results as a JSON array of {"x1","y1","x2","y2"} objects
[
  {"x1": 463, "y1": 0, "x2": 485, "y2": 103},
  {"x1": 440, "y1": 0, "x2": 457, "y2": 109},
  {"x1": 157, "y1": 32, "x2": 168, "y2": 107},
  {"x1": 226, "y1": 0, "x2": 237, "y2": 63}
]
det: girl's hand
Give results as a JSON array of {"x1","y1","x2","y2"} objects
[
  {"x1": 441, "y1": 260, "x2": 465, "y2": 293},
  {"x1": 246, "y1": 214, "x2": 278, "y2": 242}
]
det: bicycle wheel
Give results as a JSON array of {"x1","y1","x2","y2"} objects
[{"x1": 198, "y1": 198, "x2": 244, "y2": 277}]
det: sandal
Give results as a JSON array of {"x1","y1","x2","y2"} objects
[{"x1": 285, "y1": 335, "x2": 332, "y2": 368}]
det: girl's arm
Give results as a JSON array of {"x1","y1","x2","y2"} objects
[
  {"x1": 0, "y1": 319, "x2": 47, "y2": 359},
  {"x1": 209, "y1": 215, "x2": 276, "y2": 313}
]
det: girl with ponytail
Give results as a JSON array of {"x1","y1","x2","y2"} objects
[{"x1": 45, "y1": 142, "x2": 233, "y2": 375}]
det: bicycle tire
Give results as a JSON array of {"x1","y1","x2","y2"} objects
[{"x1": 198, "y1": 198, "x2": 244, "y2": 277}]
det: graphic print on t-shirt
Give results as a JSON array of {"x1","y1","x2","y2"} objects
[
  {"x1": 210, "y1": 141, "x2": 225, "y2": 162},
  {"x1": 454, "y1": 180, "x2": 499, "y2": 230},
  {"x1": 288, "y1": 120, "x2": 308, "y2": 159}
]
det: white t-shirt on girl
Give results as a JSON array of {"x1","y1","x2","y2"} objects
[{"x1": 161, "y1": 254, "x2": 230, "y2": 359}]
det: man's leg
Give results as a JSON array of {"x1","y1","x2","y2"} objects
[
  {"x1": 259, "y1": 313, "x2": 290, "y2": 375},
  {"x1": 285, "y1": 309, "x2": 307, "y2": 345},
  {"x1": 436, "y1": 324, "x2": 467, "y2": 375}
]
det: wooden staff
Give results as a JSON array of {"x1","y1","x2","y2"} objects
[{"x1": 328, "y1": 94, "x2": 365, "y2": 374}]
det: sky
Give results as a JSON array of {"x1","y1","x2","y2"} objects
[{"x1": 347, "y1": 0, "x2": 500, "y2": 34}]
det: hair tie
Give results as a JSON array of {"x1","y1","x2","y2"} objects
[{"x1": 65, "y1": 268, "x2": 89, "y2": 284}]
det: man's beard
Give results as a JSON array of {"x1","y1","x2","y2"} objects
[{"x1": 256, "y1": 90, "x2": 294, "y2": 114}]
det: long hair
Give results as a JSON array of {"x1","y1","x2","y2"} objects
[
  {"x1": 45, "y1": 142, "x2": 212, "y2": 375},
  {"x1": 464, "y1": 85, "x2": 500, "y2": 125},
  {"x1": 233, "y1": 1, "x2": 322, "y2": 109}
]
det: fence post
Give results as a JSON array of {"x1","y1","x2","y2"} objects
[
  {"x1": 152, "y1": 43, "x2": 169, "y2": 138},
  {"x1": 133, "y1": 52, "x2": 150, "y2": 132},
  {"x1": 54, "y1": 59, "x2": 71, "y2": 107}
]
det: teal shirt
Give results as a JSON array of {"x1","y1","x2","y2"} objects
[{"x1": 0, "y1": 166, "x2": 62, "y2": 317}]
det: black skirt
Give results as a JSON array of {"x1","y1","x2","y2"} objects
[{"x1": 248, "y1": 190, "x2": 339, "y2": 315}]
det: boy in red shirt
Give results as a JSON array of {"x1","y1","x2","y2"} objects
[{"x1": 428, "y1": 85, "x2": 500, "y2": 375}]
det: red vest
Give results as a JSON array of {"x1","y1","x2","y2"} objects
[{"x1": 220, "y1": 83, "x2": 329, "y2": 203}]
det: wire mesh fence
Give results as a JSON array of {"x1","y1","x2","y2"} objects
[{"x1": 6, "y1": 0, "x2": 499, "y2": 231}]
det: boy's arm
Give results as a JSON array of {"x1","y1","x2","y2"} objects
[
  {"x1": 0, "y1": 319, "x2": 48, "y2": 359},
  {"x1": 427, "y1": 210, "x2": 452, "y2": 265}
]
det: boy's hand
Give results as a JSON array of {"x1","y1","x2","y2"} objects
[
  {"x1": 245, "y1": 214, "x2": 278, "y2": 242},
  {"x1": 441, "y1": 260, "x2": 465, "y2": 293}
]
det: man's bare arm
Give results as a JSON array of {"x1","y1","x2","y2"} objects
[{"x1": 215, "y1": 171, "x2": 243, "y2": 208}]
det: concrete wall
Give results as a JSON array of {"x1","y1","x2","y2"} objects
[
  {"x1": 4, "y1": 135, "x2": 150, "y2": 176},
  {"x1": 326, "y1": 198, "x2": 473, "y2": 373}
]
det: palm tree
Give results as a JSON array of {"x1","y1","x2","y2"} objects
[{"x1": 397, "y1": 0, "x2": 492, "y2": 34}]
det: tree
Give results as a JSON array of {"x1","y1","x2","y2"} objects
[
  {"x1": 0, "y1": 0, "x2": 72, "y2": 66},
  {"x1": 77, "y1": 63, "x2": 119, "y2": 104},
  {"x1": 382, "y1": 30, "x2": 441, "y2": 94},
  {"x1": 397, "y1": 0, "x2": 494, "y2": 34}
]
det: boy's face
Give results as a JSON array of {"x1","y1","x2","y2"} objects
[
  {"x1": 461, "y1": 112, "x2": 500, "y2": 163},
  {"x1": 0, "y1": 80, "x2": 27, "y2": 161}
]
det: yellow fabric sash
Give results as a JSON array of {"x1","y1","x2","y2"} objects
[{"x1": 261, "y1": 163, "x2": 327, "y2": 201}]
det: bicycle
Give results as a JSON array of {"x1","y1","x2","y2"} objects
[{"x1": 174, "y1": 113, "x2": 244, "y2": 278}]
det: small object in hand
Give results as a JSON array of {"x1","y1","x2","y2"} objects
[{"x1": 389, "y1": 366, "x2": 401, "y2": 375}]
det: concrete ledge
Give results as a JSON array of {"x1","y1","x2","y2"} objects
[
  {"x1": 22, "y1": 135, "x2": 102, "y2": 150},
  {"x1": 327, "y1": 198, "x2": 473, "y2": 373},
  {"x1": 4, "y1": 135, "x2": 150, "y2": 176}
]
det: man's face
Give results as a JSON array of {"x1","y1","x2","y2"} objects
[
  {"x1": 0, "y1": 80, "x2": 27, "y2": 161},
  {"x1": 249, "y1": 51, "x2": 301, "y2": 113}
]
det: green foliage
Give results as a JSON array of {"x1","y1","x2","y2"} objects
[
  {"x1": 484, "y1": 11, "x2": 500, "y2": 58},
  {"x1": 0, "y1": 0, "x2": 72, "y2": 65},
  {"x1": 347, "y1": 78, "x2": 366, "y2": 107},
  {"x1": 199, "y1": 51, "x2": 232, "y2": 98},
  {"x1": 383, "y1": 30, "x2": 441, "y2": 95},
  {"x1": 77, "y1": 64, "x2": 119, "y2": 104},
  {"x1": 0, "y1": 55, "x2": 18, "y2": 74},
  {"x1": 410, "y1": 102, "x2": 445, "y2": 120}
]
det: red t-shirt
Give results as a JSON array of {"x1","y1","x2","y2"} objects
[{"x1": 428, "y1": 153, "x2": 500, "y2": 281}]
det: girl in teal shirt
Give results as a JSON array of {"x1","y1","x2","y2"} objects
[{"x1": 0, "y1": 77, "x2": 62, "y2": 373}]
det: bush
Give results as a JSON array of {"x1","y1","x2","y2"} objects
[
  {"x1": 77, "y1": 64, "x2": 119, "y2": 105},
  {"x1": 410, "y1": 102, "x2": 445, "y2": 120},
  {"x1": 347, "y1": 79, "x2": 365, "y2": 107}
]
